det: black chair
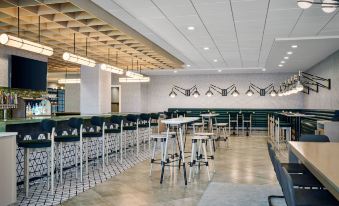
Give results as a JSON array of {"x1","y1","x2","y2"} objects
[
  {"x1": 229, "y1": 112, "x2": 239, "y2": 135},
  {"x1": 280, "y1": 167, "x2": 339, "y2": 206},
  {"x1": 139, "y1": 113, "x2": 152, "y2": 150},
  {"x1": 83, "y1": 116, "x2": 106, "y2": 173},
  {"x1": 150, "y1": 113, "x2": 160, "y2": 134},
  {"x1": 242, "y1": 112, "x2": 252, "y2": 136},
  {"x1": 125, "y1": 114, "x2": 139, "y2": 157},
  {"x1": 55, "y1": 117, "x2": 84, "y2": 183},
  {"x1": 17, "y1": 119, "x2": 56, "y2": 196}
]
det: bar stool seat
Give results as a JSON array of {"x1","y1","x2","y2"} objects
[
  {"x1": 18, "y1": 139, "x2": 51, "y2": 148},
  {"x1": 54, "y1": 135, "x2": 80, "y2": 142},
  {"x1": 82, "y1": 132, "x2": 102, "y2": 138},
  {"x1": 123, "y1": 126, "x2": 137, "y2": 130},
  {"x1": 138, "y1": 124, "x2": 149, "y2": 128},
  {"x1": 214, "y1": 123, "x2": 228, "y2": 126},
  {"x1": 195, "y1": 132, "x2": 214, "y2": 136}
]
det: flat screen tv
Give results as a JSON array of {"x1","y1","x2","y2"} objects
[{"x1": 10, "y1": 55, "x2": 47, "y2": 91}]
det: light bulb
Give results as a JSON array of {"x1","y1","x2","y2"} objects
[
  {"x1": 297, "y1": 0, "x2": 313, "y2": 9},
  {"x1": 278, "y1": 92, "x2": 283, "y2": 97},
  {"x1": 322, "y1": 0, "x2": 336, "y2": 13}
]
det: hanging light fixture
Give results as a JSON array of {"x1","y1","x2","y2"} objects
[
  {"x1": 58, "y1": 78, "x2": 81, "y2": 84},
  {"x1": 62, "y1": 34, "x2": 96, "y2": 67},
  {"x1": 126, "y1": 71, "x2": 144, "y2": 78},
  {"x1": 245, "y1": 86, "x2": 254, "y2": 96},
  {"x1": 269, "y1": 88, "x2": 278, "y2": 97},
  {"x1": 0, "y1": 9, "x2": 53, "y2": 56},
  {"x1": 119, "y1": 77, "x2": 150, "y2": 83},
  {"x1": 297, "y1": 0, "x2": 338, "y2": 13},
  {"x1": 169, "y1": 88, "x2": 177, "y2": 98},
  {"x1": 205, "y1": 84, "x2": 237, "y2": 96},
  {"x1": 100, "y1": 49, "x2": 124, "y2": 74},
  {"x1": 205, "y1": 88, "x2": 213, "y2": 97},
  {"x1": 231, "y1": 87, "x2": 240, "y2": 97},
  {"x1": 192, "y1": 89, "x2": 200, "y2": 98}
]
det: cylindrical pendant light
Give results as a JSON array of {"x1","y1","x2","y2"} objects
[
  {"x1": 100, "y1": 64, "x2": 124, "y2": 74},
  {"x1": 58, "y1": 78, "x2": 81, "y2": 84},
  {"x1": 62, "y1": 34, "x2": 96, "y2": 67},
  {"x1": 126, "y1": 71, "x2": 144, "y2": 78}
]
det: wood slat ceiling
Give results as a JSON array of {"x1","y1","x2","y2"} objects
[{"x1": 0, "y1": 0, "x2": 183, "y2": 72}]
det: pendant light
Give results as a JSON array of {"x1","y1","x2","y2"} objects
[
  {"x1": 58, "y1": 79, "x2": 80, "y2": 84},
  {"x1": 297, "y1": 0, "x2": 313, "y2": 9},
  {"x1": 100, "y1": 49, "x2": 124, "y2": 74},
  {"x1": 205, "y1": 88, "x2": 213, "y2": 97},
  {"x1": 126, "y1": 57, "x2": 144, "y2": 78},
  {"x1": 0, "y1": 9, "x2": 53, "y2": 56},
  {"x1": 231, "y1": 88, "x2": 240, "y2": 97},
  {"x1": 62, "y1": 34, "x2": 95, "y2": 67},
  {"x1": 119, "y1": 77, "x2": 150, "y2": 83},
  {"x1": 245, "y1": 86, "x2": 254, "y2": 96}
]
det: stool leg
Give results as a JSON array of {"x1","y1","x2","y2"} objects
[
  {"x1": 80, "y1": 141, "x2": 83, "y2": 182},
  {"x1": 51, "y1": 144, "x2": 54, "y2": 194},
  {"x1": 137, "y1": 128, "x2": 139, "y2": 157},
  {"x1": 75, "y1": 144, "x2": 78, "y2": 179},
  {"x1": 24, "y1": 148, "x2": 29, "y2": 197},
  {"x1": 102, "y1": 134, "x2": 105, "y2": 170},
  {"x1": 86, "y1": 140, "x2": 89, "y2": 174},
  {"x1": 60, "y1": 142, "x2": 63, "y2": 184},
  {"x1": 189, "y1": 140, "x2": 196, "y2": 182},
  {"x1": 47, "y1": 149, "x2": 50, "y2": 189},
  {"x1": 208, "y1": 138, "x2": 215, "y2": 173},
  {"x1": 149, "y1": 139, "x2": 157, "y2": 176},
  {"x1": 202, "y1": 140, "x2": 211, "y2": 181}
]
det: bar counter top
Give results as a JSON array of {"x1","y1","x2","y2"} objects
[{"x1": 0, "y1": 113, "x2": 135, "y2": 132}]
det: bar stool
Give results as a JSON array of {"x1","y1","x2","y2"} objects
[
  {"x1": 229, "y1": 112, "x2": 239, "y2": 135},
  {"x1": 274, "y1": 116, "x2": 291, "y2": 151},
  {"x1": 83, "y1": 116, "x2": 106, "y2": 173},
  {"x1": 242, "y1": 112, "x2": 252, "y2": 136},
  {"x1": 150, "y1": 113, "x2": 160, "y2": 134},
  {"x1": 188, "y1": 135, "x2": 211, "y2": 182},
  {"x1": 192, "y1": 119, "x2": 204, "y2": 133},
  {"x1": 17, "y1": 119, "x2": 56, "y2": 197},
  {"x1": 125, "y1": 114, "x2": 139, "y2": 157},
  {"x1": 104, "y1": 115, "x2": 124, "y2": 163},
  {"x1": 161, "y1": 130, "x2": 178, "y2": 163},
  {"x1": 139, "y1": 113, "x2": 152, "y2": 150},
  {"x1": 213, "y1": 117, "x2": 229, "y2": 147},
  {"x1": 55, "y1": 117, "x2": 83, "y2": 183},
  {"x1": 149, "y1": 134, "x2": 167, "y2": 176},
  {"x1": 193, "y1": 132, "x2": 215, "y2": 172}
]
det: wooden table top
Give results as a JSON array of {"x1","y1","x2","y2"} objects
[{"x1": 289, "y1": 141, "x2": 339, "y2": 200}]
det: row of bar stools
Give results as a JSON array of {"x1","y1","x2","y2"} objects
[
  {"x1": 18, "y1": 119, "x2": 56, "y2": 197},
  {"x1": 105, "y1": 115, "x2": 124, "y2": 163}
]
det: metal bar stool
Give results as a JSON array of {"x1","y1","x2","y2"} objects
[
  {"x1": 188, "y1": 135, "x2": 211, "y2": 182},
  {"x1": 193, "y1": 132, "x2": 216, "y2": 172},
  {"x1": 274, "y1": 116, "x2": 291, "y2": 151},
  {"x1": 139, "y1": 113, "x2": 152, "y2": 151},
  {"x1": 17, "y1": 119, "x2": 56, "y2": 197},
  {"x1": 150, "y1": 113, "x2": 160, "y2": 134},
  {"x1": 149, "y1": 132, "x2": 173, "y2": 176},
  {"x1": 242, "y1": 112, "x2": 252, "y2": 136},
  {"x1": 55, "y1": 117, "x2": 83, "y2": 183},
  {"x1": 229, "y1": 112, "x2": 239, "y2": 136},
  {"x1": 82, "y1": 116, "x2": 106, "y2": 173},
  {"x1": 125, "y1": 114, "x2": 139, "y2": 157},
  {"x1": 104, "y1": 115, "x2": 124, "y2": 163},
  {"x1": 213, "y1": 117, "x2": 229, "y2": 148}
]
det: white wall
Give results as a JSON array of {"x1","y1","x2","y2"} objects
[
  {"x1": 304, "y1": 50, "x2": 339, "y2": 109},
  {"x1": 113, "y1": 73, "x2": 304, "y2": 113},
  {"x1": 0, "y1": 45, "x2": 47, "y2": 87}
]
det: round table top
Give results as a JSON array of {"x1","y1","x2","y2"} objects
[{"x1": 200, "y1": 113, "x2": 220, "y2": 117}]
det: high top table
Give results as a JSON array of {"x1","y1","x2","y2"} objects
[
  {"x1": 161, "y1": 117, "x2": 199, "y2": 185},
  {"x1": 200, "y1": 113, "x2": 219, "y2": 132},
  {"x1": 279, "y1": 112, "x2": 315, "y2": 140},
  {"x1": 289, "y1": 141, "x2": 339, "y2": 200}
]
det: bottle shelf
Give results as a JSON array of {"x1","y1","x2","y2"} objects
[{"x1": 0, "y1": 104, "x2": 17, "y2": 109}]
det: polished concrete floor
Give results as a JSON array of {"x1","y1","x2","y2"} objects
[{"x1": 62, "y1": 133, "x2": 279, "y2": 206}]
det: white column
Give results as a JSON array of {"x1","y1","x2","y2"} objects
[{"x1": 80, "y1": 64, "x2": 111, "y2": 115}]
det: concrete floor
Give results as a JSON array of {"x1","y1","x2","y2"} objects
[{"x1": 62, "y1": 134, "x2": 278, "y2": 206}]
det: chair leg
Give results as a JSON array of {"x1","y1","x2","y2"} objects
[
  {"x1": 102, "y1": 135, "x2": 105, "y2": 171},
  {"x1": 80, "y1": 142, "x2": 83, "y2": 182},
  {"x1": 268, "y1": 195, "x2": 284, "y2": 206},
  {"x1": 202, "y1": 140, "x2": 211, "y2": 181},
  {"x1": 75, "y1": 144, "x2": 78, "y2": 179},
  {"x1": 86, "y1": 139, "x2": 89, "y2": 174},
  {"x1": 208, "y1": 138, "x2": 215, "y2": 173},
  {"x1": 24, "y1": 148, "x2": 29, "y2": 197},
  {"x1": 60, "y1": 142, "x2": 63, "y2": 184},
  {"x1": 120, "y1": 132, "x2": 123, "y2": 164},
  {"x1": 47, "y1": 149, "x2": 50, "y2": 189},
  {"x1": 51, "y1": 145, "x2": 54, "y2": 194}
]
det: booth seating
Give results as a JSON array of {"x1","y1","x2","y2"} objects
[
  {"x1": 82, "y1": 116, "x2": 106, "y2": 173},
  {"x1": 17, "y1": 119, "x2": 56, "y2": 197},
  {"x1": 55, "y1": 118, "x2": 83, "y2": 183},
  {"x1": 104, "y1": 115, "x2": 124, "y2": 163}
]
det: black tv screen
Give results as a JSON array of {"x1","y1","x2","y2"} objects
[{"x1": 10, "y1": 55, "x2": 47, "y2": 91}]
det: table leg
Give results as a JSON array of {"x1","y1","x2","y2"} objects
[{"x1": 179, "y1": 126, "x2": 187, "y2": 185}]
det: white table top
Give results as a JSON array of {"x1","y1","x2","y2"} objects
[
  {"x1": 161, "y1": 117, "x2": 200, "y2": 125},
  {"x1": 200, "y1": 113, "x2": 220, "y2": 117},
  {"x1": 289, "y1": 141, "x2": 339, "y2": 200},
  {"x1": 278, "y1": 112, "x2": 315, "y2": 117}
]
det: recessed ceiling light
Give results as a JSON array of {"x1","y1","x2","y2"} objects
[
  {"x1": 203, "y1": 47, "x2": 209, "y2": 50},
  {"x1": 284, "y1": 56, "x2": 289, "y2": 60},
  {"x1": 186, "y1": 64, "x2": 191, "y2": 67},
  {"x1": 218, "y1": 69, "x2": 222, "y2": 72},
  {"x1": 291, "y1": 45, "x2": 298, "y2": 48},
  {"x1": 213, "y1": 59, "x2": 218, "y2": 62},
  {"x1": 287, "y1": 51, "x2": 293, "y2": 55},
  {"x1": 262, "y1": 68, "x2": 266, "y2": 71},
  {"x1": 187, "y1": 26, "x2": 195, "y2": 31},
  {"x1": 174, "y1": 70, "x2": 177, "y2": 73},
  {"x1": 278, "y1": 64, "x2": 283, "y2": 67},
  {"x1": 281, "y1": 61, "x2": 285, "y2": 64}
]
